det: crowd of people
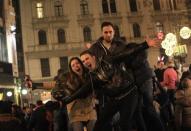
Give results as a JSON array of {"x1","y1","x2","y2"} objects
[{"x1": 1, "y1": 21, "x2": 191, "y2": 131}]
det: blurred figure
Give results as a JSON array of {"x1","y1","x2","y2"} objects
[
  {"x1": 28, "y1": 100, "x2": 50, "y2": 131},
  {"x1": 0, "y1": 101, "x2": 22, "y2": 131},
  {"x1": 175, "y1": 76, "x2": 191, "y2": 131},
  {"x1": 154, "y1": 60, "x2": 165, "y2": 82}
]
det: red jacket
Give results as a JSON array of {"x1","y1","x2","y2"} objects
[{"x1": 161, "y1": 67, "x2": 178, "y2": 90}]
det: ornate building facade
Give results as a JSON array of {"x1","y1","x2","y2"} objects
[
  {"x1": 0, "y1": 0, "x2": 19, "y2": 102},
  {"x1": 20, "y1": 0, "x2": 191, "y2": 83}
]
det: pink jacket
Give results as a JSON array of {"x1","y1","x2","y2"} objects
[{"x1": 161, "y1": 67, "x2": 178, "y2": 90}]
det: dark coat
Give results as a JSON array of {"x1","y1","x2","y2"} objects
[{"x1": 0, "y1": 114, "x2": 22, "y2": 131}]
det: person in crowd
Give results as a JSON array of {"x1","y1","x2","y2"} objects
[
  {"x1": 61, "y1": 37, "x2": 159, "y2": 131},
  {"x1": 161, "y1": 60, "x2": 179, "y2": 105},
  {"x1": 80, "y1": 50, "x2": 138, "y2": 131},
  {"x1": 28, "y1": 100, "x2": 50, "y2": 131},
  {"x1": 64, "y1": 57, "x2": 97, "y2": 131},
  {"x1": 181, "y1": 64, "x2": 191, "y2": 81},
  {"x1": 12, "y1": 104, "x2": 27, "y2": 131},
  {"x1": 154, "y1": 60, "x2": 166, "y2": 82},
  {"x1": 88, "y1": 21, "x2": 164, "y2": 131},
  {"x1": 175, "y1": 75, "x2": 191, "y2": 131},
  {"x1": 0, "y1": 100, "x2": 22, "y2": 131}
]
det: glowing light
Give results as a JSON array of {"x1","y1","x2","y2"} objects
[
  {"x1": 165, "y1": 49, "x2": 174, "y2": 56},
  {"x1": 180, "y1": 27, "x2": 191, "y2": 39},
  {"x1": 21, "y1": 89, "x2": 28, "y2": 95},
  {"x1": 7, "y1": 91, "x2": 13, "y2": 97},
  {"x1": 165, "y1": 33, "x2": 177, "y2": 46}
]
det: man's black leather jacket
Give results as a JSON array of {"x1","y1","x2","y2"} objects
[{"x1": 61, "y1": 41, "x2": 150, "y2": 104}]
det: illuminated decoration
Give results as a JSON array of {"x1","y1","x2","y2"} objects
[
  {"x1": 21, "y1": 89, "x2": 28, "y2": 95},
  {"x1": 173, "y1": 44, "x2": 188, "y2": 56},
  {"x1": 179, "y1": 26, "x2": 191, "y2": 39},
  {"x1": 165, "y1": 33, "x2": 177, "y2": 47},
  {"x1": 161, "y1": 33, "x2": 177, "y2": 56},
  {"x1": 7, "y1": 91, "x2": 13, "y2": 97},
  {"x1": 165, "y1": 49, "x2": 174, "y2": 56}
]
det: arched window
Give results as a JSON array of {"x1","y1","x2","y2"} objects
[
  {"x1": 153, "y1": 0, "x2": 161, "y2": 11},
  {"x1": 80, "y1": 0, "x2": 89, "y2": 15},
  {"x1": 133, "y1": 23, "x2": 141, "y2": 38},
  {"x1": 83, "y1": 26, "x2": 92, "y2": 42},
  {"x1": 57, "y1": 29, "x2": 66, "y2": 43},
  {"x1": 114, "y1": 25, "x2": 120, "y2": 38},
  {"x1": 110, "y1": 0, "x2": 116, "y2": 13},
  {"x1": 102, "y1": 0, "x2": 109, "y2": 14},
  {"x1": 54, "y1": 0, "x2": 63, "y2": 16},
  {"x1": 129, "y1": 0, "x2": 137, "y2": 12},
  {"x1": 38, "y1": 30, "x2": 47, "y2": 45}
]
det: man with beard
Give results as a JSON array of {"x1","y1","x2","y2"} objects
[{"x1": 87, "y1": 21, "x2": 164, "y2": 131}]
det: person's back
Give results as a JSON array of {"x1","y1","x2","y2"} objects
[
  {"x1": 28, "y1": 103, "x2": 49, "y2": 131},
  {"x1": 175, "y1": 77, "x2": 191, "y2": 131},
  {"x1": 161, "y1": 61, "x2": 178, "y2": 90},
  {"x1": 0, "y1": 101, "x2": 22, "y2": 131}
]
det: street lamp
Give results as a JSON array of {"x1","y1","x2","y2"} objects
[
  {"x1": 6, "y1": 91, "x2": 13, "y2": 97},
  {"x1": 21, "y1": 89, "x2": 28, "y2": 95}
]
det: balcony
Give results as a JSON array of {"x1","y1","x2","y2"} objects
[
  {"x1": 27, "y1": 42, "x2": 86, "y2": 53},
  {"x1": 126, "y1": 12, "x2": 143, "y2": 23},
  {"x1": 100, "y1": 12, "x2": 122, "y2": 22},
  {"x1": 32, "y1": 15, "x2": 69, "y2": 24},
  {"x1": 77, "y1": 14, "x2": 94, "y2": 25}
]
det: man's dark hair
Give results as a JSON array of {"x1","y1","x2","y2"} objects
[
  {"x1": 101, "y1": 21, "x2": 114, "y2": 30},
  {"x1": 80, "y1": 50, "x2": 95, "y2": 57}
]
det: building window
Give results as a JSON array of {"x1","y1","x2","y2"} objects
[
  {"x1": 38, "y1": 30, "x2": 47, "y2": 45},
  {"x1": 83, "y1": 26, "x2": 92, "y2": 42},
  {"x1": 133, "y1": 23, "x2": 141, "y2": 38},
  {"x1": 36, "y1": 2, "x2": 44, "y2": 18},
  {"x1": 169, "y1": 0, "x2": 177, "y2": 10},
  {"x1": 102, "y1": 0, "x2": 117, "y2": 14},
  {"x1": 0, "y1": 1, "x2": 3, "y2": 18},
  {"x1": 40, "y1": 58, "x2": 50, "y2": 77},
  {"x1": 153, "y1": 0, "x2": 161, "y2": 11},
  {"x1": 129, "y1": 0, "x2": 137, "y2": 12},
  {"x1": 54, "y1": 1, "x2": 63, "y2": 16},
  {"x1": 80, "y1": 0, "x2": 89, "y2": 15},
  {"x1": 110, "y1": 0, "x2": 117, "y2": 13},
  {"x1": 102, "y1": 0, "x2": 109, "y2": 14},
  {"x1": 57, "y1": 29, "x2": 66, "y2": 43},
  {"x1": 114, "y1": 25, "x2": 120, "y2": 38},
  {"x1": 60, "y1": 56, "x2": 68, "y2": 71}
]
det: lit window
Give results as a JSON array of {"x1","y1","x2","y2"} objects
[{"x1": 36, "y1": 2, "x2": 44, "y2": 18}]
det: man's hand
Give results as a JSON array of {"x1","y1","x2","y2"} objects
[{"x1": 145, "y1": 36, "x2": 161, "y2": 47}]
